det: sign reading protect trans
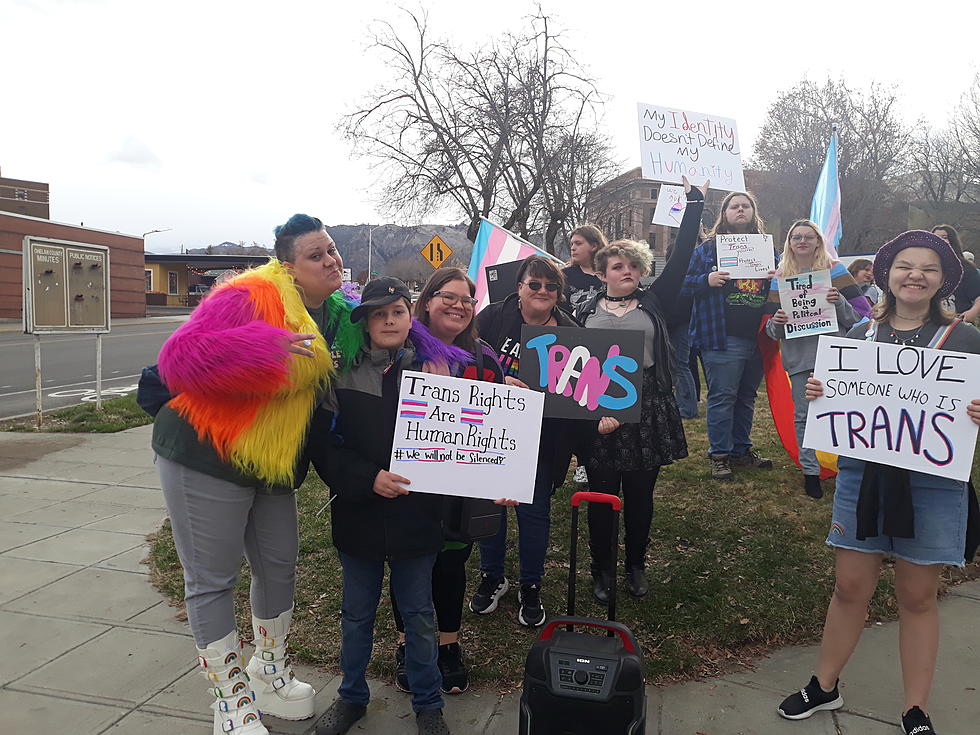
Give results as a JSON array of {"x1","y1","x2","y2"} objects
[{"x1": 23, "y1": 237, "x2": 110, "y2": 334}]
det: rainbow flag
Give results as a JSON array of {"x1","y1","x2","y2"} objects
[
  {"x1": 467, "y1": 218, "x2": 563, "y2": 312},
  {"x1": 810, "y1": 130, "x2": 842, "y2": 259}
]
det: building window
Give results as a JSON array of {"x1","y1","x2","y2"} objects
[
  {"x1": 167, "y1": 271, "x2": 178, "y2": 295},
  {"x1": 145, "y1": 269, "x2": 153, "y2": 291},
  {"x1": 651, "y1": 188, "x2": 658, "y2": 200},
  {"x1": 14, "y1": 188, "x2": 27, "y2": 200}
]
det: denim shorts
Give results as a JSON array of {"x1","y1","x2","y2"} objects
[{"x1": 826, "y1": 457, "x2": 968, "y2": 567}]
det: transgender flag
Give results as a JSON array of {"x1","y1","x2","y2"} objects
[
  {"x1": 810, "y1": 129, "x2": 842, "y2": 258},
  {"x1": 467, "y1": 218, "x2": 563, "y2": 312}
]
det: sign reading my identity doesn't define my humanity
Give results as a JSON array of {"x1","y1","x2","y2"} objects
[
  {"x1": 389, "y1": 371, "x2": 544, "y2": 503},
  {"x1": 802, "y1": 336, "x2": 980, "y2": 481},
  {"x1": 777, "y1": 270, "x2": 838, "y2": 339},
  {"x1": 518, "y1": 325, "x2": 644, "y2": 422}
]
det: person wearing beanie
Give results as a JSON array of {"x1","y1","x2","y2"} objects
[{"x1": 777, "y1": 230, "x2": 980, "y2": 735}]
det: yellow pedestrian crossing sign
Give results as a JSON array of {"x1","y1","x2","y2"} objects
[{"x1": 420, "y1": 235, "x2": 452, "y2": 269}]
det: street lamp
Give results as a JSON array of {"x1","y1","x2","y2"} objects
[{"x1": 142, "y1": 227, "x2": 173, "y2": 238}]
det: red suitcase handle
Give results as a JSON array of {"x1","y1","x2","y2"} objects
[
  {"x1": 570, "y1": 491, "x2": 622, "y2": 510},
  {"x1": 537, "y1": 616, "x2": 638, "y2": 653}
]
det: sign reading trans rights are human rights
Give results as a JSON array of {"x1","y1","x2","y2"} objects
[
  {"x1": 637, "y1": 103, "x2": 745, "y2": 192},
  {"x1": 802, "y1": 336, "x2": 980, "y2": 481},
  {"x1": 389, "y1": 371, "x2": 544, "y2": 503}
]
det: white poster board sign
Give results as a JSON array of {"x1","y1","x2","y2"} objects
[
  {"x1": 637, "y1": 103, "x2": 745, "y2": 192},
  {"x1": 778, "y1": 270, "x2": 838, "y2": 339},
  {"x1": 803, "y1": 336, "x2": 980, "y2": 481},
  {"x1": 716, "y1": 234, "x2": 775, "y2": 278},
  {"x1": 389, "y1": 371, "x2": 544, "y2": 502},
  {"x1": 652, "y1": 185, "x2": 687, "y2": 227}
]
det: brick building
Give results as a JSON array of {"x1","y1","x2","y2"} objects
[{"x1": 0, "y1": 167, "x2": 50, "y2": 219}]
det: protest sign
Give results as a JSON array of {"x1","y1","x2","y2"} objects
[
  {"x1": 389, "y1": 371, "x2": 544, "y2": 503},
  {"x1": 652, "y1": 185, "x2": 687, "y2": 227},
  {"x1": 778, "y1": 270, "x2": 838, "y2": 339},
  {"x1": 518, "y1": 325, "x2": 644, "y2": 422},
  {"x1": 485, "y1": 258, "x2": 525, "y2": 304},
  {"x1": 802, "y1": 336, "x2": 980, "y2": 481},
  {"x1": 716, "y1": 234, "x2": 775, "y2": 278},
  {"x1": 637, "y1": 103, "x2": 745, "y2": 192}
]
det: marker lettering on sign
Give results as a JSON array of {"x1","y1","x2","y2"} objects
[{"x1": 525, "y1": 333, "x2": 638, "y2": 411}]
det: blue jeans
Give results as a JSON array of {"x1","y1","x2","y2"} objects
[
  {"x1": 669, "y1": 322, "x2": 698, "y2": 419},
  {"x1": 337, "y1": 552, "x2": 442, "y2": 713},
  {"x1": 701, "y1": 335, "x2": 764, "y2": 458},
  {"x1": 478, "y1": 460, "x2": 553, "y2": 586}
]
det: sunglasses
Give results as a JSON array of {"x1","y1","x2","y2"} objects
[
  {"x1": 522, "y1": 280, "x2": 560, "y2": 293},
  {"x1": 432, "y1": 290, "x2": 478, "y2": 308}
]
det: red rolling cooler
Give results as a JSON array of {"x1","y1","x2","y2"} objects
[{"x1": 519, "y1": 491, "x2": 646, "y2": 735}]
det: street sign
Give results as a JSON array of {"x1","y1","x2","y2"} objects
[
  {"x1": 420, "y1": 235, "x2": 452, "y2": 269},
  {"x1": 23, "y1": 237, "x2": 110, "y2": 334}
]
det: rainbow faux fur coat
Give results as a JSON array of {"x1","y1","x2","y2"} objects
[{"x1": 157, "y1": 260, "x2": 343, "y2": 486}]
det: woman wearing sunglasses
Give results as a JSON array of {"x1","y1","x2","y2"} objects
[{"x1": 470, "y1": 255, "x2": 593, "y2": 627}]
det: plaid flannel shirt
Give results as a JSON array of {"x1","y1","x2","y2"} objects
[{"x1": 682, "y1": 238, "x2": 729, "y2": 351}]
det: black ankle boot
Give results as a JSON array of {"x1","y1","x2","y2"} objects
[
  {"x1": 626, "y1": 565, "x2": 648, "y2": 597},
  {"x1": 591, "y1": 568, "x2": 613, "y2": 604},
  {"x1": 804, "y1": 475, "x2": 823, "y2": 499}
]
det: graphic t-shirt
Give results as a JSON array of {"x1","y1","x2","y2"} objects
[
  {"x1": 494, "y1": 320, "x2": 524, "y2": 379},
  {"x1": 563, "y1": 265, "x2": 602, "y2": 313},
  {"x1": 724, "y1": 278, "x2": 769, "y2": 338}
]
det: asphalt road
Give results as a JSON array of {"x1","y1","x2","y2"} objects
[{"x1": 0, "y1": 321, "x2": 184, "y2": 420}]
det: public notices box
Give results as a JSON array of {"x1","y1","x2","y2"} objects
[
  {"x1": 389, "y1": 371, "x2": 544, "y2": 503},
  {"x1": 23, "y1": 237, "x2": 110, "y2": 334},
  {"x1": 803, "y1": 336, "x2": 980, "y2": 481}
]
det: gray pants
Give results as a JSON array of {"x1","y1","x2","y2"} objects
[
  {"x1": 156, "y1": 455, "x2": 299, "y2": 647},
  {"x1": 789, "y1": 371, "x2": 820, "y2": 476}
]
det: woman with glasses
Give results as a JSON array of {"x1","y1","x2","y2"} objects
[
  {"x1": 470, "y1": 255, "x2": 592, "y2": 627},
  {"x1": 764, "y1": 219, "x2": 870, "y2": 499},
  {"x1": 387, "y1": 267, "x2": 514, "y2": 696}
]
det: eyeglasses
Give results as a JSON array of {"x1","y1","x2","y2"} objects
[
  {"x1": 432, "y1": 290, "x2": 478, "y2": 308},
  {"x1": 522, "y1": 280, "x2": 560, "y2": 292},
  {"x1": 790, "y1": 234, "x2": 818, "y2": 243}
]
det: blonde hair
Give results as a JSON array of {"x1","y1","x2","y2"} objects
[
  {"x1": 595, "y1": 239, "x2": 653, "y2": 277},
  {"x1": 779, "y1": 219, "x2": 834, "y2": 277}
]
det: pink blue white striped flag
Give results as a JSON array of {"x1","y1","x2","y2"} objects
[
  {"x1": 466, "y1": 218, "x2": 564, "y2": 312},
  {"x1": 810, "y1": 130, "x2": 842, "y2": 259}
]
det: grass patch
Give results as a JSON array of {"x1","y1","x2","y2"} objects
[
  {"x1": 0, "y1": 395, "x2": 151, "y2": 433},
  {"x1": 148, "y1": 396, "x2": 979, "y2": 688}
]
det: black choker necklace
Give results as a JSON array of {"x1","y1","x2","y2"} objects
[{"x1": 605, "y1": 291, "x2": 637, "y2": 302}]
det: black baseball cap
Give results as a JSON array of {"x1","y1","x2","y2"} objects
[{"x1": 350, "y1": 277, "x2": 412, "y2": 322}]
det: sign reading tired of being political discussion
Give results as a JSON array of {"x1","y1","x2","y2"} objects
[
  {"x1": 389, "y1": 371, "x2": 544, "y2": 503},
  {"x1": 637, "y1": 102, "x2": 745, "y2": 192},
  {"x1": 802, "y1": 336, "x2": 980, "y2": 481},
  {"x1": 777, "y1": 269, "x2": 838, "y2": 340},
  {"x1": 518, "y1": 325, "x2": 644, "y2": 422}
]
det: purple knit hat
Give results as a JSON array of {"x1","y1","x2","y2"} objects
[{"x1": 873, "y1": 230, "x2": 963, "y2": 299}]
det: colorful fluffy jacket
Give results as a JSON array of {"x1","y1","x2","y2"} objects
[{"x1": 156, "y1": 260, "x2": 353, "y2": 487}]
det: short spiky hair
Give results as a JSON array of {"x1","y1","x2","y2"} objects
[
  {"x1": 595, "y1": 239, "x2": 653, "y2": 277},
  {"x1": 273, "y1": 214, "x2": 324, "y2": 262}
]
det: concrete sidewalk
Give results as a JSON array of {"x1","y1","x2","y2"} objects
[{"x1": 0, "y1": 427, "x2": 977, "y2": 734}]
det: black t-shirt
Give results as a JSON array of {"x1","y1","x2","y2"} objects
[
  {"x1": 563, "y1": 265, "x2": 602, "y2": 313},
  {"x1": 724, "y1": 277, "x2": 770, "y2": 339},
  {"x1": 493, "y1": 319, "x2": 524, "y2": 380},
  {"x1": 952, "y1": 265, "x2": 980, "y2": 315}
]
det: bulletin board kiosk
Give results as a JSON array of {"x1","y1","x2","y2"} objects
[{"x1": 23, "y1": 237, "x2": 111, "y2": 426}]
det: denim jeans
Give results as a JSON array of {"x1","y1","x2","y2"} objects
[
  {"x1": 478, "y1": 460, "x2": 553, "y2": 586},
  {"x1": 668, "y1": 321, "x2": 698, "y2": 419},
  {"x1": 701, "y1": 335, "x2": 764, "y2": 458},
  {"x1": 337, "y1": 552, "x2": 442, "y2": 713},
  {"x1": 789, "y1": 371, "x2": 821, "y2": 475}
]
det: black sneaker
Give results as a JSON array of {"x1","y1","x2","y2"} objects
[
  {"x1": 804, "y1": 475, "x2": 823, "y2": 499},
  {"x1": 469, "y1": 573, "x2": 509, "y2": 614},
  {"x1": 777, "y1": 675, "x2": 843, "y2": 720},
  {"x1": 416, "y1": 708, "x2": 451, "y2": 735},
  {"x1": 902, "y1": 706, "x2": 936, "y2": 734},
  {"x1": 731, "y1": 449, "x2": 773, "y2": 469},
  {"x1": 437, "y1": 642, "x2": 469, "y2": 694},
  {"x1": 394, "y1": 642, "x2": 410, "y2": 693},
  {"x1": 517, "y1": 583, "x2": 546, "y2": 627},
  {"x1": 315, "y1": 698, "x2": 367, "y2": 735},
  {"x1": 710, "y1": 455, "x2": 734, "y2": 481}
]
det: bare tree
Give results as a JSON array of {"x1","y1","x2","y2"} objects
[
  {"x1": 341, "y1": 7, "x2": 610, "y2": 248},
  {"x1": 750, "y1": 78, "x2": 910, "y2": 252},
  {"x1": 906, "y1": 125, "x2": 976, "y2": 205},
  {"x1": 951, "y1": 75, "x2": 980, "y2": 200}
]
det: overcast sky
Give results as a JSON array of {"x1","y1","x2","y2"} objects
[{"x1": 3, "y1": 0, "x2": 977, "y2": 253}]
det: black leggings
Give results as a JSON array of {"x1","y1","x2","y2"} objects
[
  {"x1": 585, "y1": 467, "x2": 660, "y2": 569},
  {"x1": 391, "y1": 544, "x2": 473, "y2": 634}
]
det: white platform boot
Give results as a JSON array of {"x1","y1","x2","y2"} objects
[
  {"x1": 197, "y1": 631, "x2": 269, "y2": 735},
  {"x1": 245, "y1": 607, "x2": 316, "y2": 721}
]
